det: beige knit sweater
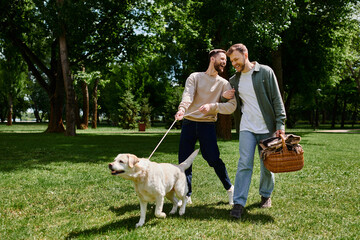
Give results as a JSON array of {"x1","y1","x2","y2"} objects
[{"x1": 178, "y1": 72, "x2": 237, "y2": 122}]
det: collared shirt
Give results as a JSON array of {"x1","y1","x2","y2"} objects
[
  {"x1": 238, "y1": 68, "x2": 269, "y2": 133},
  {"x1": 229, "y1": 62, "x2": 286, "y2": 134}
]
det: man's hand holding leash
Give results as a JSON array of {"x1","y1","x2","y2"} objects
[{"x1": 175, "y1": 109, "x2": 185, "y2": 121}]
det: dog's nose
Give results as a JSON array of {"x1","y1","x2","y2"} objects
[{"x1": 108, "y1": 163, "x2": 113, "y2": 170}]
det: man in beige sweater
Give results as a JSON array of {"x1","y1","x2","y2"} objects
[{"x1": 175, "y1": 49, "x2": 237, "y2": 205}]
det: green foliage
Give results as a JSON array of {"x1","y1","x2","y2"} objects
[
  {"x1": 74, "y1": 71, "x2": 101, "y2": 86},
  {"x1": 0, "y1": 0, "x2": 359, "y2": 129},
  {"x1": 282, "y1": 0, "x2": 359, "y2": 126},
  {"x1": 163, "y1": 85, "x2": 184, "y2": 127},
  {"x1": 118, "y1": 90, "x2": 140, "y2": 129},
  {"x1": 100, "y1": 50, "x2": 175, "y2": 124},
  {"x1": 139, "y1": 98, "x2": 153, "y2": 127},
  {"x1": 73, "y1": 70, "x2": 109, "y2": 111},
  {"x1": 0, "y1": 0, "x2": 157, "y2": 130},
  {"x1": 153, "y1": 0, "x2": 297, "y2": 80},
  {"x1": 0, "y1": 43, "x2": 29, "y2": 121}
]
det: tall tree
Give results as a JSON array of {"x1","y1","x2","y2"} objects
[
  {"x1": 0, "y1": 44, "x2": 28, "y2": 126},
  {"x1": 91, "y1": 77, "x2": 100, "y2": 129},
  {"x1": 57, "y1": 0, "x2": 76, "y2": 136},
  {"x1": 79, "y1": 67, "x2": 90, "y2": 129},
  {"x1": 75, "y1": 70, "x2": 106, "y2": 129},
  {"x1": 345, "y1": 14, "x2": 360, "y2": 94},
  {"x1": 0, "y1": 0, "x2": 145, "y2": 133},
  {"x1": 1, "y1": 0, "x2": 65, "y2": 132},
  {"x1": 281, "y1": 0, "x2": 358, "y2": 127}
]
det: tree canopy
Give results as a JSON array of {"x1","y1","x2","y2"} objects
[{"x1": 0, "y1": 0, "x2": 359, "y2": 132}]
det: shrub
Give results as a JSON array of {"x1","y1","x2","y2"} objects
[
  {"x1": 118, "y1": 90, "x2": 140, "y2": 129},
  {"x1": 139, "y1": 97, "x2": 152, "y2": 127}
]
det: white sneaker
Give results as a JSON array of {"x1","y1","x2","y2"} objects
[
  {"x1": 227, "y1": 185, "x2": 234, "y2": 205},
  {"x1": 177, "y1": 196, "x2": 192, "y2": 207}
]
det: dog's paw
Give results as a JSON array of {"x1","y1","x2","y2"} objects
[
  {"x1": 169, "y1": 207, "x2": 177, "y2": 215},
  {"x1": 136, "y1": 221, "x2": 145, "y2": 228},
  {"x1": 155, "y1": 212, "x2": 166, "y2": 218},
  {"x1": 179, "y1": 208, "x2": 186, "y2": 216}
]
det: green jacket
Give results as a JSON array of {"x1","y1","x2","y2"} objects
[{"x1": 229, "y1": 62, "x2": 286, "y2": 134}]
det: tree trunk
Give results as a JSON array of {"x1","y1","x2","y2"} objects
[
  {"x1": 47, "y1": 47, "x2": 65, "y2": 132},
  {"x1": 331, "y1": 86, "x2": 339, "y2": 129},
  {"x1": 81, "y1": 80, "x2": 89, "y2": 129},
  {"x1": 314, "y1": 95, "x2": 319, "y2": 128},
  {"x1": 0, "y1": 103, "x2": 4, "y2": 122},
  {"x1": 321, "y1": 110, "x2": 326, "y2": 124},
  {"x1": 341, "y1": 98, "x2": 347, "y2": 128},
  {"x1": 7, "y1": 93, "x2": 13, "y2": 126},
  {"x1": 45, "y1": 44, "x2": 66, "y2": 133},
  {"x1": 59, "y1": 26, "x2": 76, "y2": 136},
  {"x1": 92, "y1": 78, "x2": 100, "y2": 129},
  {"x1": 352, "y1": 101, "x2": 358, "y2": 127},
  {"x1": 216, "y1": 114, "x2": 232, "y2": 140},
  {"x1": 34, "y1": 109, "x2": 40, "y2": 122},
  {"x1": 309, "y1": 110, "x2": 313, "y2": 125},
  {"x1": 9, "y1": 32, "x2": 65, "y2": 132},
  {"x1": 75, "y1": 94, "x2": 81, "y2": 129},
  {"x1": 46, "y1": 87, "x2": 65, "y2": 133},
  {"x1": 45, "y1": 67, "x2": 66, "y2": 133},
  {"x1": 216, "y1": 64, "x2": 232, "y2": 140}
]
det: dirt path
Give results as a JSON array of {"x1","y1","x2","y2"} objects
[{"x1": 315, "y1": 129, "x2": 360, "y2": 133}]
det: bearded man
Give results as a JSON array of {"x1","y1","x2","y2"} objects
[
  {"x1": 223, "y1": 43, "x2": 286, "y2": 219},
  {"x1": 175, "y1": 49, "x2": 237, "y2": 205}
]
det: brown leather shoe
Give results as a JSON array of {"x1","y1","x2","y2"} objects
[
  {"x1": 260, "y1": 196, "x2": 272, "y2": 208},
  {"x1": 230, "y1": 204, "x2": 244, "y2": 219}
]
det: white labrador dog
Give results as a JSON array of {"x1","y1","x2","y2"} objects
[{"x1": 108, "y1": 149, "x2": 199, "y2": 227}]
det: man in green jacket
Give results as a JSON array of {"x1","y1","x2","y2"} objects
[{"x1": 223, "y1": 43, "x2": 286, "y2": 219}]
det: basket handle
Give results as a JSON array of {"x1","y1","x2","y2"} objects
[{"x1": 280, "y1": 134, "x2": 289, "y2": 153}]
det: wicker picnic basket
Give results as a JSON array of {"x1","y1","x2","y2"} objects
[{"x1": 263, "y1": 135, "x2": 304, "y2": 173}]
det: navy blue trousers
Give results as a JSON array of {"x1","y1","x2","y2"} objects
[{"x1": 178, "y1": 119, "x2": 232, "y2": 196}]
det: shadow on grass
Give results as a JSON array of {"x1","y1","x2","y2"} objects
[
  {"x1": 109, "y1": 204, "x2": 140, "y2": 216},
  {"x1": 242, "y1": 202, "x2": 275, "y2": 223},
  {"x1": 182, "y1": 202, "x2": 274, "y2": 225},
  {"x1": 0, "y1": 128, "x2": 321, "y2": 173},
  {"x1": 0, "y1": 133, "x2": 182, "y2": 172},
  {"x1": 65, "y1": 201, "x2": 274, "y2": 239},
  {"x1": 65, "y1": 215, "x2": 140, "y2": 239},
  {"x1": 109, "y1": 201, "x2": 274, "y2": 223}
]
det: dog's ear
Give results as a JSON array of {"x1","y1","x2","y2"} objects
[{"x1": 128, "y1": 154, "x2": 140, "y2": 168}]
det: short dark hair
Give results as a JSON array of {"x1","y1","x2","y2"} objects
[
  {"x1": 226, "y1": 44, "x2": 248, "y2": 57},
  {"x1": 209, "y1": 49, "x2": 226, "y2": 59}
]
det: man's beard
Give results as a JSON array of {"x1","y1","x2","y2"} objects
[
  {"x1": 238, "y1": 64, "x2": 245, "y2": 72},
  {"x1": 214, "y1": 61, "x2": 224, "y2": 73},
  {"x1": 236, "y1": 59, "x2": 245, "y2": 72}
]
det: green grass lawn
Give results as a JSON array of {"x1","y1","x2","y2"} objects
[{"x1": 0, "y1": 123, "x2": 359, "y2": 239}]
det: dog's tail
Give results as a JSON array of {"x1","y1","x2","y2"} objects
[{"x1": 178, "y1": 149, "x2": 199, "y2": 172}]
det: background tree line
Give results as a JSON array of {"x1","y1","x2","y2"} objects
[{"x1": 0, "y1": 0, "x2": 359, "y2": 137}]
